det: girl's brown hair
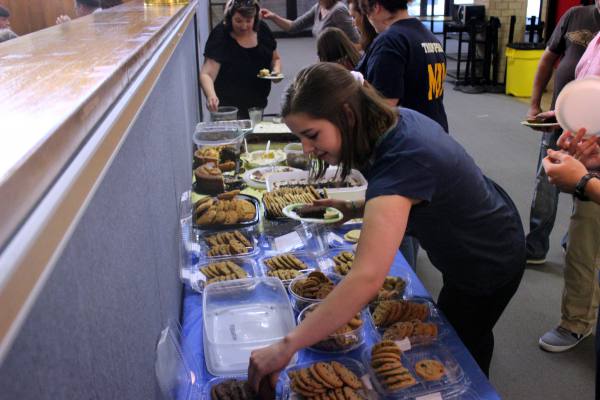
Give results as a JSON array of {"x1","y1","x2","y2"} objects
[
  {"x1": 223, "y1": 0, "x2": 260, "y2": 32},
  {"x1": 321, "y1": 0, "x2": 341, "y2": 9},
  {"x1": 317, "y1": 27, "x2": 361, "y2": 70},
  {"x1": 282, "y1": 62, "x2": 397, "y2": 179},
  {"x1": 347, "y1": 0, "x2": 377, "y2": 50}
]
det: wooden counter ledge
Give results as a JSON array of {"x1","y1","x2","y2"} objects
[{"x1": 0, "y1": 0, "x2": 196, "y2": 248}]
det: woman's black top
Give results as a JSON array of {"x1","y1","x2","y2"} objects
[{"x1": 204, "y1": 21, "x2": 276, "y2": 118}]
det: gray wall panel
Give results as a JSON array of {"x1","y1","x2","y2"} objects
[{"x1": 0, "y1": 17, "x2": 199, "y2": 400}]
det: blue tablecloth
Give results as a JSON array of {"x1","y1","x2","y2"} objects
[{"x1": 180, "y1": 231, "x2": 500, "y2": 399}]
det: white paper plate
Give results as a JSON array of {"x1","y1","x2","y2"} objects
[
  {"x1": 520, "y1": 120, "x2": 560, "y2": 129},
  {"x1": 257, "y1": 74, "x2": 284, "y2": 80},
  {"x1": 242, "y1": 166, "x2": 302, "y2": 189},
  {"x1": 282, "y1": 203, "x2": 343, "y2": 224},
  {"x1": 556, "y1": 77, "x2": 600, "y2": 135}
]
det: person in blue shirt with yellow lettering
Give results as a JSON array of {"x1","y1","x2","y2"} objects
[{"x1": 356, "y1": 0, "x2": 448, "y2": 133}]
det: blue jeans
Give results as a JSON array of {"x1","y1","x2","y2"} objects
[
  {"x1": 400, "y1": 235, "x2": 419, "y2": 270},
  {"x1": 526, "y1": 130, "x2": 562, "y2": 259}
]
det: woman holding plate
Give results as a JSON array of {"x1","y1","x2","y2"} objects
[
  {"x1": 247, "y1": 63, "x2": 525, "y2": 390},
  {"x1": 200, "y1": 0, "x2": 282, "y2": 119}
]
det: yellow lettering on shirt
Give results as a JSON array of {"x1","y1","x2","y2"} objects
[{"x1": 428, "y1": 62, "x2": 447, "y2": 100}]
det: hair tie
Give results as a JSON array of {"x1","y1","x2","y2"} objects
[{"x1": 350, "y1": 71, "x2": 365, "y2": 86}]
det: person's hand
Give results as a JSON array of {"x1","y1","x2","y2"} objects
[
  {"x1": 270, "y1": 71, "x2": 283, "y2": 83},
  {"x1": 248, "y1": 340, "x2": 295, "y2": 394},
  {"x1": 56, "y1": 15, "x2": 71, "y2": 24},
  {"x1": 260, "y1": 8, "x2": 276, "y2": 19},
  {"x1": 312, "y1": 198, "x2": 355, "y2": 224},
  {"x1": 526, "y1": 105, "x2": 543, "y2": 121},
  {"x1": 543, "y1": 150, "x2": 588, "y2": 193},
  {"x1": 557, "y1": 129, "x2": 600, "y2": 170},
  {"x1": 207, "y1": 96, "x2": 219, "y2": 112}
]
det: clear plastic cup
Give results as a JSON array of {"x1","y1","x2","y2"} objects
[
  {"x1": 248, "y1": 107, "x2": 264, "y2": 127},
  {"x1": 294, "y1": 222, "x2": 329, "y2": 258},
  {"x1": 210, "y1": 106, "x2": 238, "y2": 121}
]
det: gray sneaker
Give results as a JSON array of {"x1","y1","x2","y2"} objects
[{"x1": 539, "y1": 326, "x2": 592, "y2": 352}]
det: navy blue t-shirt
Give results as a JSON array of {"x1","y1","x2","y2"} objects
[
  {"x1": 361, "y1": 109, "x2": 524, "y2": 295},
  {"x1": 356, "y1": 18, "x2": 449, "y2": 132}
]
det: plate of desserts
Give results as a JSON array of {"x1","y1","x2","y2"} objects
[
  {"x1": 282, "y1": 203, "x2": 343, "y2": 224},
  {"x1": 257, "y1": 68, "x2": 284, "y2": 80}
]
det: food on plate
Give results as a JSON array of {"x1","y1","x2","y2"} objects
[
  {"x1": 287, "y1": 361, "x2": 364, "y2": 398},
  {"x1": 414, "y1": 359, "x2": 446, "y2": 381},
  {"x1": 295, "y1": 205, "x2": 328, "y2": 219},
  {"x1": 194, "y1": 196, "x2": 256, "y2": 226},
  {"x1": 205, "y1": 230, "x2": 253, "y2": 257},
  {"x1": 344, "y1": 229, "x2": 361, "y2": 243},
  {"x1": 194, "y1": 145, "x2": 238, "y2": 168},
  {"x1": 291, "y1": 271, "x2": 335, "y2": 300},
  {"x1": 259, "y1": 68, "x2": 270, "y2": 77},
  {"x1": 371, "y1": 300, "x2": 429, "y2": 328},
  {"x1": 243, "y1": 149, "x2": 286, "y2": 167},
  {"x1": 370, "y1": 341, "x2": 416, "y2": 390},
  {"x1": 210, "y1": 378, "x2": 256, "y2": 400},
  {"x1": 333, "y1": 251, "x2": 354, "y2": 275},
  {"x1": 302, "y1": 304, "x2": 363, "y2": 351},
  {"x1": 382, "y1": 320, "x2": 438, "y2": 341},
  {"x1": 263, "y1": 186, "x2": 322, "y2": 218},
  {"x1": 200, "y1": 260, "x2": 248, "y2": 284},
  {"x1": 250, "y1": 166, "x2": 295, "y2": 183},
  {"x1": 270, "y1": 175, "x2": 363, "y2": 190},
  {"x1": 194, "y1": 162, "x2": 225, "y2": 195}
]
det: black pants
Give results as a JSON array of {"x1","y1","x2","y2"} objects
[{"x1": 437, "y1": 271, "x2": 524, "y2": 377}]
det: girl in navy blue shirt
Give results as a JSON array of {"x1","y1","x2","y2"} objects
[{"x1": 247, "y1": 63, "x2": 525, "y2": 391}]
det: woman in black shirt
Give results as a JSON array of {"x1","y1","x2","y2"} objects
[{"x1": 200, "y1": 0, "x2": 281, "y2": 119}]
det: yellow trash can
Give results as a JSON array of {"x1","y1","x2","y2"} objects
[{"x1": 505, "y1": 44, "x2": 545, "y2": 97}]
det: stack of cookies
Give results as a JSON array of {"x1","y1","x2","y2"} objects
[
  {"x1": 287, "y1": 361, "x2": 365, "y2": 399},
  {"x1": 200, "y1": 260, "x2": 248, "y2": 284},
  {"x1": 195, "y1": 191, "x2": 256, "y2": 227},
  {"x1": 374, "y1": 277, "x2": 407, "y2": 301},
  {"x1": 370, "y1": 341, "x2": 416, "y2": 391},
  {"x1": 210, "y1": 378, "x2": 256, "y2": 400},
  {"x1": 205, "y1": 230, "x2": 253, "y2": 257},
  {"x1": 382, "y1": 320, "x2": 438, "y2": 341},
  {"x1": 291, "y1": 271, "x2": 335, "y2": 300},
  {"x1": 263, "y1": 186, "x2": 321, "y2": 218},
  {"x1": 302, "y1": 305, "x2": 363, "y2": 352},
  {"x1": 264, "y1": 254, "x2": 308, "y2": 281},
  {"x1": 333, "y1": 251, "x2": 354, "y2": 276},
  {"x1": 371, "y1": 300, "x2": 429, "y2": 328}
]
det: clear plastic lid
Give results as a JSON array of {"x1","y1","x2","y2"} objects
[
  {"x1": 193, "y1": 126, "x2": 245, "y2": 147},
  {"x1": 297, "y1": 303, "x2": 366, "y2": 353},
  {"x1": 155, "y1": 322, "x2": 202, "y2": 400},
  {"x1": 202, "y1": 278, "x2": 296, "y2": 376},
  {"x1": 362, "y1": 342, "x2": 470, "y2": 399},
  {"x1": 196, "y1": 119, "x2": 253, "y2": 134}
]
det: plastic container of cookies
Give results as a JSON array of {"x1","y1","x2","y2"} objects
[
  {"x1": 288, "y1": 271, "x2": 341, "y2": 312},
  {"x1": 362, "y1": 343, "x2": 470, "y2": 399},
  {"x1": 197, "y1": 227, "x2": 260, "y2": 260},
  {"x1": 297, "y1": 303, "x2": 366, "y2": 353},
  {"x1": 258, "y1": 251, "x2": 317, "y2": 286},
  {"x1": 201, "y1": 375, "x2": 285, "y2": 400},
  {"x1": 203, "y1": 277, "x2": 297, "y2": 376},
  {"x1": 193, "y1": 194, "x2": 261, "y2": 232},
  {"x1": 191, "y1": 257, "x2": 260, "y2": 293},
  {"x1": 367, "y1": 298, "x2": 448, "y2": 344},
  {"x1": 278, "y1": 357, "x2": 376, "y2": 400}
]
